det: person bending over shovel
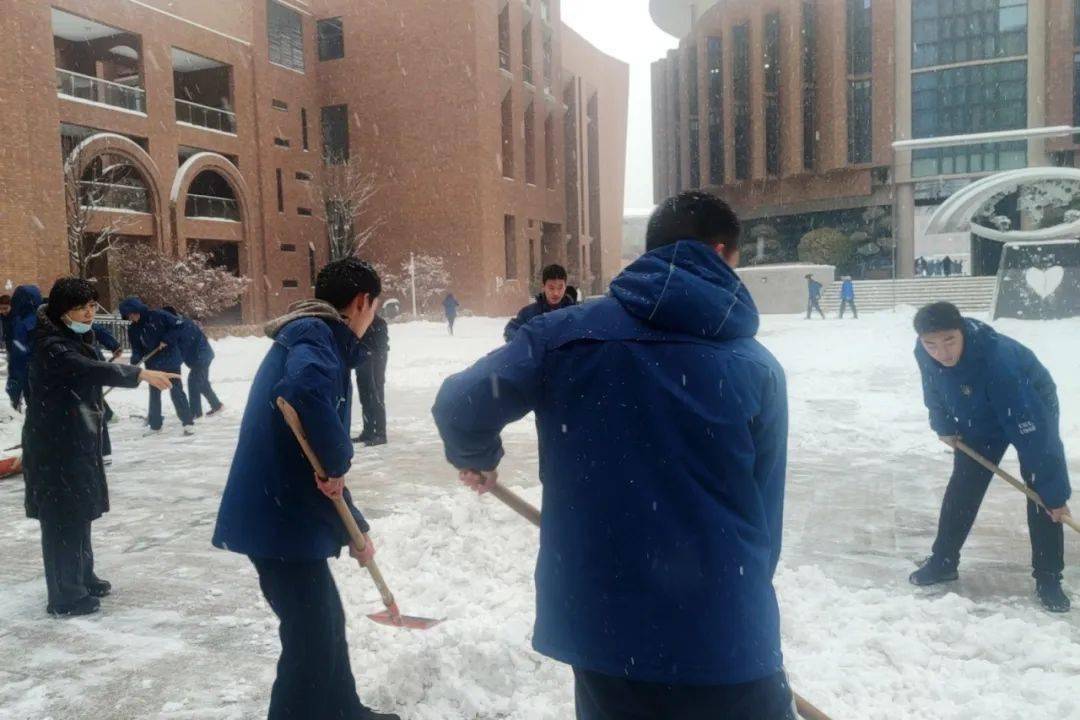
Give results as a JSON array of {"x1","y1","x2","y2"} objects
[
  {"x1": 910, "y1": 301, "x2": 1072, "y2": 612},
  {"x1": 211, "y1": 258, "x2": 399, "y2": 720},
  {"x1": 433, "y1": 191, "x2": 796, "y2": 720}
]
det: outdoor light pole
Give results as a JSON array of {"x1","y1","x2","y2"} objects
[{"x1": 409, "y1": 251, "x2": 418, "y2": 318}]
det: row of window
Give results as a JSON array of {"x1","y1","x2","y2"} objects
[
  {"x1": 501, "y1": 91, "x2": 558, "y2": 188},
  {"x1": 267, "y1": 0, "x2": 346, "y2": 72},
  {"x1": 498, "y1": 2, "x2": 556, "y2": 92}
]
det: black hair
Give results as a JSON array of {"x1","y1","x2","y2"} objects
[
  {"x1": 541, "y1": 264, "x2": 568, "y2": 283},
  {"x1": 914, "y1": 301, "x2": 964, "y2": 335},
  {"x1": 315, "y1": 257, "x2": 382, "y2": 310},
  {"x1": 0, "y1": 295, "x2": 10, "y2": 305},
  {"x1": 645, "y1": 191, "x2": 741, "y2": 251},
  {"x1": 46, "y1": 277, "x2": 98, "y2": 325}
]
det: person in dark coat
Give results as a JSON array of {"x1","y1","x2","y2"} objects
[
  {"x1": 503, "y1": 264, "x2": 576, "y2": 343},
  {"x1": 910, "y1": 302, "x2": 1073, "y2": 612},
  {"x1": 212, "y1": 258, "x2": 398, "y2": 720},
  {"x1": 443, "y1": 293, "x2": 460, "y2": 335},
  {"x1": 23, "y1": 278, "x2": 178, "y2": 616},
  {"x1": 163, "y1": 308, "x2": 223, "y2": 419},
  {"x1": 433, "y1": 191, "x2": 794, "y2": 720},
  {"x1": 839, "y1": 276, "x2": 858, "y2": 319},
  {"x1": 7, "y1": 285, "x2": 44, "y2": 411},
  {"x1": 118, "y1": 297, "x2": 195, "y2": 435},
  {"x1": 354, "y1": 315, "x2": 388, "y2": 446},
  {"x1": 942, "y1": 255, "x2": 953, "y2": 277},
  {"x1": 805, "y1": 273, "x2": 825, "y2": 319},
  {"x1": 0, "y1": 294, "x2": 13, "y2": 356}
]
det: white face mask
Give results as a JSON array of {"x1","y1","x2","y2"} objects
[{"x1": 64, "y1": 318, "x2": 94, "y2": 334}]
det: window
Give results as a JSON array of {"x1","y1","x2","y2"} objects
[
  {"x1": 301, "y1": 108, "x2": 309, "y2": 151},
  {"x1": 733, "y1": 24, "x2": 751, "y2": 180},
  {"x1": 802, "y1": 1, "x2": 817, "y2": 171},
  {"x1": 687, "y1": 45, "x2": 701, "y2": 188},
  {"x1": 268, "y1": 0, "x2": 304, "y2": 72},
  {"x1": 525, "y1": 102, "x2": 536, "y2": 184},
  {"x1": 545, "y1": 111, "x2": 556, "y2": 189},
  {"x1": 283, "y1": 279, "x2": 299, "y2": 288},
  {"x1": 320, "y1": 104, "x2": 349, "y2": 164},
  {"x1": 847, "y1": 0, "x2": 872, "y2": 76},
  {"x1": 707, "y1": 37, "x2": 724, "y2": 185},
  {"x1": 1075, "y1": 53, "x2": 1080, "y2": 131},
  {"x1": 272, "y1": 98, "x2": 289, "y2": 111},
  {"x1": 275, "y1": 169, "x2": 284, "y2": 212},
  {"x1": 912, "y1": 0, "x2": 1027, "y2": 69},
  {"x1": 498, "y1": 3, "x2": 511, "y2": 71},
  {"x1": 274, "y1": 137, "x2": 290, "y2": 147},
  {"x1": 281, "y1": 243, "x2": 297, "y2": 252},
  {"x1": 522, "y1": 19, "x2": 534, "y2": 84},
  {"x1": 297, "y1": 207, "x2": 313, "y2": 216},
  {"x1": 542, "y1": 27, "x2": 553, "y2": 92},
  {"x1": 504, "y1": 215, "x2": 517, "y2": 279},
  {"x1": 308, "y1": 243, "x2": 318, "y2": 286},
  {"x1": 764, "y1": 15, "x2": 781, "y2": 177},
  {"x1": 671, "y1": 54, "x2": 682, "y2": 189},
  {"x1": 1076, "y1": 0, "x2": 1080, "y2": 46},
  {"x1": 847, "y1": 79, "x2": 872, "y2": 164},
  {"x1": 317, "y1": 17, "x2": 344, "y2": 61},
  {"x1": 540, "y1": 0, "x2": 551, "y2": 24},
  {"x1": 295, "y1": 170, "x2": 313, "y2": 181},
  {"x1": 501, "y1": 91, "x2": 514, "y2": 178}
]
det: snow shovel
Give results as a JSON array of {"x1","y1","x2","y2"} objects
[
  {"x1": 472, "y1": 478, "x2": 834, "y2": 720},
  {"x1": 0, "y1": 455, "x2": 22, "y2": 480},
  {"x1": 954, "y1": 439, "x2": 1080, "y2": 535},
  {"x1": 103, "y1": 344, "x2": 165, "y2": 398},
  {"x1": 276, "y1": 397, "x2": 442, "y2": 630}
]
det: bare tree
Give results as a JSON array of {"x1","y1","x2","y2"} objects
[
  {"x1": 310, "y1": 152, "x2": 382, "y2": 262},
  {"x1": 63, "y1": 151, "x2": 134, "y2": 280},
  {"x1": 111, "y1": 244, "x2": 250, "y2": 321}
]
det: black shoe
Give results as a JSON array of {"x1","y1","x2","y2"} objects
[
  {"x1": 909, "y1": 556, "x2": 959, "y2": 586},
  {"x1": 87, "y1": 578, "x2": 112, "y2": 598},
  {"x1": 352, "y1": 433, "x2": 373, "y2": 444},
  {"x1": 1036, "y1": 576, "x2": 1071, "y2": 613},
  {"x1": 358, "y1": 709, "x2": 401, "y2": 720},
  {"x1": 47, "y1": 595, "x2": 100, "y2": 617},
  {"x1": 363, "y1": 436, "x2": 387, "y2": 447}
]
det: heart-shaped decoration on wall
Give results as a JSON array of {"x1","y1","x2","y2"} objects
[{"x1": 1024, "y1": 266, "x2": 1065, "y2": 299}]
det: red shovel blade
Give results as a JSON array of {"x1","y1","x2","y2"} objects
[
  {"x1": 0, "y1": 456, "x2": 22, "y2": 480},
  {"x1": 367, "y1": 603, "x2": 443, "y2": 630}
]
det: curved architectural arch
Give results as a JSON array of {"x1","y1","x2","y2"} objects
[{"x1": 170, "y1": 152, "x2": 252, "y2": 236}]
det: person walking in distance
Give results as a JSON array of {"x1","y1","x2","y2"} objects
[
  {"x1": 212, "y1": 258, "x2": 399, "y2": 720},
  {"x1": 443, "y1": 292, "x2": 460, "y2": 336},
  {"x1": 353, "y1": 314, "x2": 389, "y2": 446},
  {"x1": 805, "y1": 274, "x2": 825, "y2": 320},
  {"x1": 434, "y1": 191, "x2": 795, "y2": 720},
  {"x1": 839, "y1": 276, "x2": 858, "y2": 319},
  {"x1": 119, "y1": 298, "x2": 195, "y2": 436},
  {"x1": 23, "y1": 278, "x2": 178, "y2": 616},
  {"x1": 910, "y1": 302, "x2": 1072, "y2": 612}
]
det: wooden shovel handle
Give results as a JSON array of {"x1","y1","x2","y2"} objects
[{"x1": 955, "y1": 439, "x2": 1080, "y2": 534}]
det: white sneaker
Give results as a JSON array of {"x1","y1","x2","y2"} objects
[
  {"x1": 142, "y1": 427, "x2": 162, "y2": 438},
  {"x1": 183, "y1": 425, "x2": 196, "y2": 436}
]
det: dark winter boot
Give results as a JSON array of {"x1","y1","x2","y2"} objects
[
  {"x1": 909, "y1": 556, "x2": 959, "y2": 586},
  {"x1": 363, "y1": 436, "x2": 388, "y2": 447},
  {"x1": 1035, "y1": 575, "x2": 1071, "y2": 613},
  {"x1": 87, "y1": 578, "x2": 112, "y2": 598},
  {"x1": 47, "y1": 595, "x2": 100, "y2": 617},
  {"x1": 357, "y1": 708, "x2": 401, "y2": 720}
]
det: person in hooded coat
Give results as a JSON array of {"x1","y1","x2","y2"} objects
[
  {"x1": 503, "y1": 263, "x2": 576, "y2": 343},
  {"x1": 163, "y1": 308, "x2": 223, "y2": 419},
  {"x1": 211, "y1": 258, "x2": 398, "y2": 720},
  {"x1": 839, "y1": 276, "x2": 857, "y2": 319},
  {"x1": 353, "y1": 314, "x2": 388, "y2": 446},
  {"x1": 118, "y1": 297, "x2": 194, "y2": 434},
  {"x1": 0, "y1": 294, "x2": 13, "y2": 356},
  {"x1": 805, "y1": 274, "x2": 825, "y2": 319},
  {"x1": 23, "y1": 278, "x2": 178, "y2": 616},
  {"x1": 433, "y1": 191, "x2": 794, "y2": 720},
  {"x1": 7, "y1": 285, "x2": 44, "y2": 411},
  {"x1": 443, "y1": 292, "x2": 460, "y2": 335}
]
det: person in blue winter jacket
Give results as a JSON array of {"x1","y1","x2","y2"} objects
[
  {"x1": 839, "y1": 276, "x2": 857, "y2": 319},
  {"x1": 503, "y1": 264, "x2": 576, "y2": 342},
  {"x1": 163, "y1": 308, "x2": 223, "y2": 419},
  {"x1": 212, "y1": 258, "x2": 398, "y2": 720},
  {"x1": 118, "y1": 297, "x2": 195, "y2": 435},
  {"x1": 805, "y1": 273, "x2": 825, "y2": 319},
  {"x1": 433, "y1": 191, "x2": 794, "y2": 720},
  {"x1": 7, "y1": 285, "x2": 44, "y2": 411},
  {"x1": 910, "y1": 301, "x2": 1073, "y2": 613}
]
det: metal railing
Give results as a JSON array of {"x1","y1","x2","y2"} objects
[
  {"x1": 186, "y1": 193, "x2": 240, "y2": 221},
  {"x1": 56, "y1": 68, "x2": 146, "y2": 113},
  {"x1": 79, "y1": 180, "x2": 150, "y2": 213},
  {"x1": 175, "y1": 98, "x2": 237, "y2": 134}
]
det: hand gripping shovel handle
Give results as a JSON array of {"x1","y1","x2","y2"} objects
[
  {"x1": 954, "y1": 439, "x2": 1080, "y2": 535},
  {"x1": 275, "y1": 397, "x2": 403, "y2": 624},
  {"x1": 479, "y1": 481, "x2": 833, "y2": 720}
]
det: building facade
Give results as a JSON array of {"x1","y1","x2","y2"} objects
[
  {"x1": 650, "y1": 0, "x2": 1080, "y2": 278},
  {"x1": 0, "y1": 0, "x2": 628, "y2": 321}
]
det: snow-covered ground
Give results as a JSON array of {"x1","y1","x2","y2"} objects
[{"x1": 1, "y1": 310, "x2": 1078, "y2": 720}]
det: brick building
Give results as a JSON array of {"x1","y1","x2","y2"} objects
[
  {"x1": 650, "y1": 0, "x2": 1080, "y2": 279},
  {"x1": 0, "y1": 0, "x2": 629, "y2": 322}
]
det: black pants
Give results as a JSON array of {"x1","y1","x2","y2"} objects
[
  {"x1": 356, "y1": 352, "x2": 387, "y2": 441},
  {"x1": 40, "y1": 518, "x2": 95, "y2": 608},
  {"x1": 806, "y1": 299, "x2": 825, "y2": 319},
  {"x1": 250, "y1": 557, "x2": 366, "y2": 720},
  {"x1": 102, "y1": 402, "x2": 113, "y2": 458},
  {"x1": 574, "y1": 668, "x2": 796, "y2": 720},
  {"x1": 839, "y1": 298, "x2": 858, "y2": 318},
  {"x1": 932, "y1": 438, "x2": 1065, "y2": 578},
  {"x1": 447, "y1": 315, "x2": 456, "y2": 335},
  {"x1": 188, "y1": 363, "x2": 222, "y2": 419},
  {"x1": 148, "y1": 376, "x2": 193, "y2": 430}
]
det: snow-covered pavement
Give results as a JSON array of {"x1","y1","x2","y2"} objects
[{"x1": 1, "y1": 311, "x2": 1078, "y2": 719}]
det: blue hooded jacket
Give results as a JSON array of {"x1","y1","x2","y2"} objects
[
  {"x1": 7, "y1": 285, "x2": 44, "y2": 405},
  {"x1": 118, "y1": 298, "x2": 183, "y2": 371},
  {"x1": 166, "y1": 311, "x2": 215, "y2": 368},
  {"x1": 433, "y1": 240, "x2": 788, "y2": 685},
  {"x1": 212, "y1": 303, "x2": 370, "y2": 560},
  {"x1": 841, "y1": 279, "x2": 855, "y2": 301},
  {"x1": 916, "y1": 318, "x2": 1071, "y2": 508},
  {"x1": 503, "y1": 292, "x2": 577, "y2": 343}
]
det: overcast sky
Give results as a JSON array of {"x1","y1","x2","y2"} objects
[{"x1": 561, "y1": 0, "x2": 678, "y2": 213}]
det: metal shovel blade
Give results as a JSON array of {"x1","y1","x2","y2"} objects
[{"x1": 367, "y1": 607, "x2": 444, "y2": 630}]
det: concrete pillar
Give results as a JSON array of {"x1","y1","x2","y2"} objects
[
  {"x1": 1027, "y1": 0, "x2": 1048, "y2": 167},
  {"x1": 892, "y1": 0, "x2": 915, "y2": 279}
]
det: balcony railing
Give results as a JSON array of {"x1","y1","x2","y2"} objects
[
  {"x1": 57, "y1": 68, "x2": 146, "y2": 113},
  {"x1": 523, "y1": 62, "x2": 534, "y2": 85},
  {"x1": 499, "y1": 48, "x2": 511, "y2": 71},
  {"x1": 186, "y1": 193, "x2": 240, "y2": 221},
  {"x1": 175, "y1": 98, "x2": 237, "y2": 134},
  {"x1": 79, "y1": 180, "x2": 150, "y2": 213}
]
